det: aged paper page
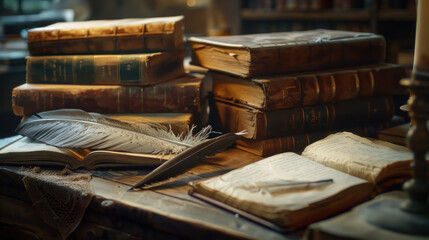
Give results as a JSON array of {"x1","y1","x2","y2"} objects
[
  {"x1": 195, "y1": 152, "x2": 368, "y2": 212},
  {"x1": 0, "y1": 136, "x2": 86, "y2": 165},
  {"x1": 301, "y1": 132, "x2": 413, "y2": 183}
]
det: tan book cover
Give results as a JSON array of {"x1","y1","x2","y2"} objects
[
  {"x1": 106, "y1": 112, "x2": 194, "y2": 135},
  {"x1": 12, "y1": 74, "x2": 208, "y2": 116},
  {"x1": 27, "y1": 16, "x2": 184, "y2": 55}
]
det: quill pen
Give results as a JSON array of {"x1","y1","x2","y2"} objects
[
  {"x1": 15, "y1": 109, "x2": 210, "y2": 154},
  {"x1": 129, "y1": 132, "x2": 245, "y2": 190}
]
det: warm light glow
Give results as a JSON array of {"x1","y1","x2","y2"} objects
[
  {"x1": 187, "y1": 0, "x2": 196, "y2": 7},
  {"x1": 413, "y1": 0, "x2": 429, "y2": 71}
]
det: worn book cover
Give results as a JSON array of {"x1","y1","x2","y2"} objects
[
  {"x1": 12, "y1": 74, "x2": 208, "y2": 116},
  {"x1": 27, "y1": 16, "x2": 184, "y2": 55},
  {"x1": 212, "y1": 63, "x2": 407, "y2": 110},
  {"x1": 377, "y1": 122, "x2": 412, "y2": 146},
  {"x1": 190, "y1": 132, "x2": 424, "y2": 231},
  {"x1": 26, "y1": 51, "x2": 186, "y2": 86},
  {"x1": 190, "y1": 29, "x2": 385, "y2": 77},
  {"x1": 104, "y1": 112, "x2": 194, "y2": 135},
  {"x1": 214, "y1": 96, "x2": 395, "y2": 140}
]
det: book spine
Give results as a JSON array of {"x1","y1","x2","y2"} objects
[
  {"x1": 212, "y1": 64, "x2": 406, "y2": 110},
  {"x1": 236, "y1": 123, "x2": 389, "y2": 157},
  {"x1": 263, "y1": 65, "x2": 406, "y2": 109},
  {"x1": 249, "y1": 35, "x2": 386, "y2": 77},
  {"x1": 215, "y1": 96, "x2": 395, "y2": 140},
  {"x1": 27, "y1": 21, "x2": 184, "y2": 55},
  {"x1": 26, "y1": 52, "x2": 185, "y2": 85},
  {"x1": 12, "y1": 78, "x2": 202, "y2": 116},
  {"x1": 262, "y1": 97, "x2": 394, "y2": 139}
]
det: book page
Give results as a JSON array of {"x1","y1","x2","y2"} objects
[
  {"x1": 301, "y1": 132, "x2": 413, "y2": 183},
  {"x1": 193, "y1": 152, "x2": 369, "y2": 212},
  {"x1": 0, "y1": 136, "x2": 86, "y2": 168}
]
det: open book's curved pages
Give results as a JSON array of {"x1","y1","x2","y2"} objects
[
  {"x1": 0, "y1": 136, "x2": 171, "y2": 170},
  {"x1": 190, "y1": 132, "x2": 425, "y2": 231}
]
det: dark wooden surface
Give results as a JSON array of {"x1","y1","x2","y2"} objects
[{"x1": 0, "y1": 148, "x2": 303, "y2": 240}]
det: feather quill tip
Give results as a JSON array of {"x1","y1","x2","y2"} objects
[{"x1": 130, "y1": 131, "x2": 245, "y2": 190}]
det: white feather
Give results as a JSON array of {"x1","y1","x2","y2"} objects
[{"x1": 16, "y1": 109, "x2": 211, "y2": 154}]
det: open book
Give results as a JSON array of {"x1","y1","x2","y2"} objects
[
  {"x1": 189, "y1": 132, "x2": 426, "y2": 231},
  {"x1": 0, "y1": 136, "x2": 171, "y2": 170}
]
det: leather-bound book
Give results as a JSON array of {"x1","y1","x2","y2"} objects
[
  {"x1": 12, "y1": 74, "x2": 207, "y2": 116},
  {"x1": 26, "y1": 51, "x2": 185, "y2": 85},
  {"x1": 212, "y1": 63, "x2": 406, "y2": 110},
  {"x1": 189, "y1": 29, "x2": 385, "y2": 78},
  {"x1": 27, "y1": 16, "x2": 184, "y2": 55},
  {"x1": 214, "y1": 97, "x2": 395, "y2": 140}
]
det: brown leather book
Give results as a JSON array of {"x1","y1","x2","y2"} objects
[
  {"x1": 12, "y1": 74, "x2": 207, "y2": 116},
  {"x1": 212, "y1": 63, "x2": 407, "y2": 110},
  {"x1": 27, "y1": 16, "x2": 184, "y2": 55},
  {"x1": 236, "y1": 123, "x2": 390, "y2": 157},
  {"x1": 26, "y1": 51, "x2": 186, "y2": 85},
  {"x1": 214, "y1": 97, "x2": 395, "y2": 140},
  {"x1": 189, "y1": 29, "x2": 385, "y2": 78}
]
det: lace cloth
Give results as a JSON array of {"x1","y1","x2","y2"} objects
[{"x1": 19, "y1": 167, "x2": 93, "y2": 239}]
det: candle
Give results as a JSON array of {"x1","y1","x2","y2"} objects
[{"x1": 413, "y1": 0, "x2": 429, "y2": 73}]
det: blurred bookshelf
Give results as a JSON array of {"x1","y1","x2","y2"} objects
[{"x1": 209, "y1": 0, "x2": 417, "y2": 66}]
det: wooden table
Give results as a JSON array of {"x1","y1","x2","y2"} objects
[{"x1": 0, "y1": 148, "x2": 303, "y2": 240}]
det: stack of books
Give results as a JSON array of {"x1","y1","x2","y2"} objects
[
  {"x1": 189, "y1": 29, "x2": 407, "y2": 157},
  {"x1": 11, "y1": 16, "x2": 210, "y2": 134}
]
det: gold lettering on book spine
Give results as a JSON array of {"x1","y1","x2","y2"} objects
[
  {"x1": 330, "y1": 75, "x2": 336, "y2": 101},
  {"x1": 313, "y1": 75, "x2": 321, "y2": 102},
  {"x1": 354, "y1": 73, "x2": 360, "y2": 96}
]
